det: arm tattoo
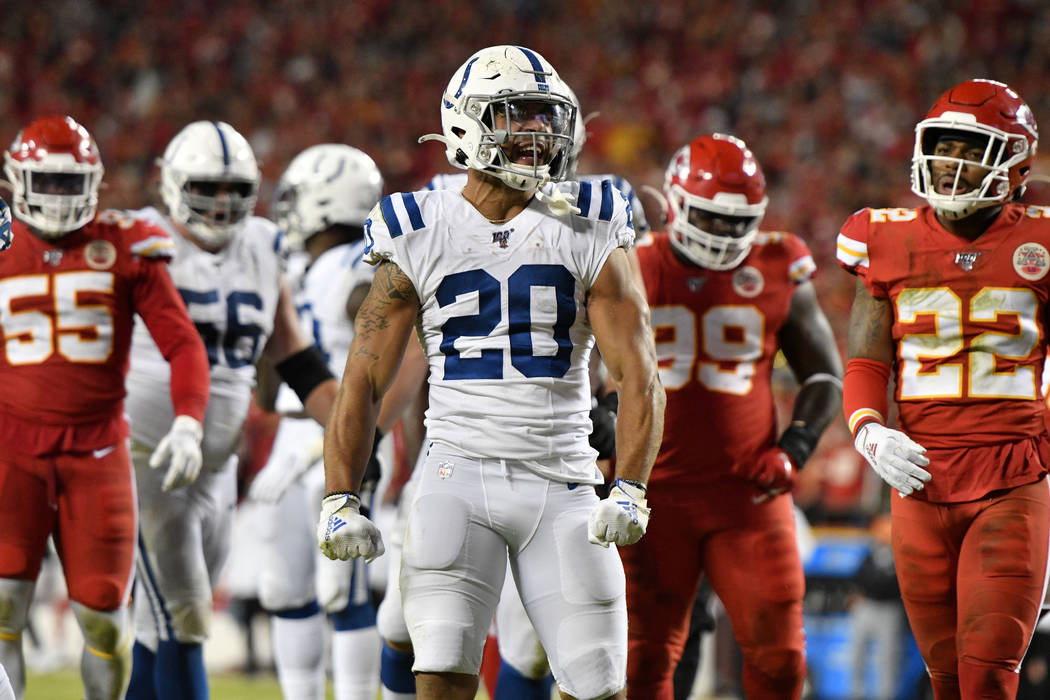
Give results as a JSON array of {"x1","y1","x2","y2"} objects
[
  {"x1": 352, "y1": 261, "x2": 419, "y2": 356},
  {"x1": 847, "y1": 280, "x2": 893, "y2": 360}
]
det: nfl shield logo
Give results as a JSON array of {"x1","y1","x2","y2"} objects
[
  {"x1": 954, "y1": 251, "x2": 980, "y2": 271},
  {"x1": 492, "y1": 229, "x2": 512, "y2": 249}
]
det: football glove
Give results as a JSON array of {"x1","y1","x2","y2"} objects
[
  {"x1": 0, "y1": 197, "x2": 11, "y2": 251},
  {"x1": 149, "y1": 415, "x2": 204, "y2": 492},
  {"x1": 854, "y1": 423, "x2": 931, "y2": 496},
  {"x1": 317, "y1": 492, "x2": 385, "y2": 562},
  {"x1": 733, "y1": 447, "x2": 795, "y2": 502},
  {"x1": 588, "y1": 479, "x2": 650, "y2": 548},
  {"x1": 248, "y1": 433, "x2": 324, "y2": 503}
]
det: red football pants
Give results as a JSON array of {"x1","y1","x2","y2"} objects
[
  {"x1": 0, "y1": 443, "x2": 136, "y2": 610},
  {"x1": 619, "y1": 478, "x2": 805, "y2": 700},
  {"x1": 892, "y1": 478, "x2": 1050, "y2": 700}
]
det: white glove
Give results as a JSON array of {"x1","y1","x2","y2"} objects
[
  {"x1": 248, "y1": 434, "x2": 324, "y2": 503},
  {"x1": 149, "y1": 415, "x2": 204, "y2": 492},
  {"x1": 588, "y1": 479, "x2": 650, "y2": 547},
  {"x1": 317, "y1": 492, "x2": 385, "y2": 562},
  {"x1": 854, "y1": 422, "x2": 932, "y2": 496}
]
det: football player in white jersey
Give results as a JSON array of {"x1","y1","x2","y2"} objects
[
  {"x1": 395, "y1": 90, "x2": 650, "y2": 700},
  {"x1": 317, "y1": 45, "x2": 666, "y2": 700},
  {"x1": 247, "y1": 143, "x2": 426, "y2": 700},
  {"x1": 124, "y1": 121, "x2": 340, "y2": 700}
]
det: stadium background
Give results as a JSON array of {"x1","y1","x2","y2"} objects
[{"x1": 6, "y1": 0, "x2": 1050, "y2": 697}]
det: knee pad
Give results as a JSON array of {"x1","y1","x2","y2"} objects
[
  {"x1": 168, "y1": 598, "x2": 212, "y2": 644},
  {"x1": 69, "y1": 575, "x2": 125, "y2": 612},
  {"x1": 960, "y1": 611, "x2": 1028, "y2": 667},
  {"x1": 555, "y1": 640, "x2": 625, "y2": 700},
  {"x1": 71, "y1": 602, "x2": 131, "y2": 657},
  {"x1": 0, "y1": 579, "x2": 33, "y2": 637},
  {"x1": 748, "y1": 646, "x2": 805, "y2": 686}
]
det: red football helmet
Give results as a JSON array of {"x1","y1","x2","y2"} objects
[
  {"x1": 663, "y1": 133, "x2": 768, "y2": 270},
  {"x1": 4, "y1": 115, "x2": 104, "y2": 237},
  {"x1": 911, "y1": 79, "x2": 1037, "y2": 219}
]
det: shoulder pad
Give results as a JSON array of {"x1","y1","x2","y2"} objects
[
  {"x1": 574, "y1": 179, "x2": 630, "y2": 225},
  {"x1": 95, "y1": 210, "x2": 175, "y2": 259},
  {"x1": 836, "y1": 208, "x2": 876, "y2": 273}
]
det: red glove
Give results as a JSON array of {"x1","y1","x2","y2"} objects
[{"x1": 733, "y1": 447, "x2": 796, "y2": 501}]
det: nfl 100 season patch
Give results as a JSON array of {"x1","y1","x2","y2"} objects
[{"x1": 953, "y1": 250, "x2": 981, "y2": 272}]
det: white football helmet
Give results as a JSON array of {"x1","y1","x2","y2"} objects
[
  {"x1": 421, "y1": 45, "x2": 577, "y2": 190},
  {"x1": 4, "y1": 115, "x2": 104, "y2": 238},
  {"x1": 159, "y1": 120, "x2": 260, "y2": 247},
  {"x1": 563, "y1": 84, "x2": 588, "y2": 181},
  {"x1": 272, "y1": 144, "x2": 383, "y2": 250}
]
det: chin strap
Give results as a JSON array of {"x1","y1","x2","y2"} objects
[{"x1": 535, "y1": 186, "x2": 581, "y2": 216}]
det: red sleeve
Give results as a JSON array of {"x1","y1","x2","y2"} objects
[
  {"x1": 842, "y1": 357, "x2": 891, "y2": 437},
  {"x1": 836, "y1": 209, "x2": 891, "y2": 299},
  {"x1": 134, "y1": 259, "x2": 210, "y2": 421}
]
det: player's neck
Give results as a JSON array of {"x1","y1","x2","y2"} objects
[
  {"x1": 934, "y1": 205, "x2": 1002, "y2": 242},
  {"x1": 461, "y1": 170, "x2": 534, "y2": 224},
  {"x1": 305, "y1": 230, "x2": 354, "y2": 263},
  {"x1": 173, "y1": 220, "x2": 225, "y2": 254}
]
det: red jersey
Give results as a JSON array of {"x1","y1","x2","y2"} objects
[
  {"x1": 0, "y1": 211, "x2": 209, "y2": 455},
  {"x1": 637, "y1": 231, "x2": 816, "y2": 486},
  {"x1": 838, "y1": 204, "x2": 1050, "y2": 500}
]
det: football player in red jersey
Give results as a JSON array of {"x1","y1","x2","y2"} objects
[
  {"x1": 621, "y1": 133, "x2": 842, "y2": 700},
  {"x1": 0, "y1": 116, "x2": 210, "y2": 700},
  {"x1": 839, "y1": 79, "x2": 1050, "y2": 700}
]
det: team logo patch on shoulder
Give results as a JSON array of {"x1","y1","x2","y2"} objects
[
  {"x1": 732, "y1": 266, "x2": 764, "y2": 297},
  {"x1": 1013, "y1": 243, "x2": 1049, "y2": 281},
  {"x1": 84, "y1": 239, "x2": 117, "y2": 270}
]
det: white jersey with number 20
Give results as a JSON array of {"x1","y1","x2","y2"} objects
[{"x1": 364, "y1": 182, "x2": 634, "y2": 483}]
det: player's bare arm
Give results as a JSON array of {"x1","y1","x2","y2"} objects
[
  {"x1": 588, "y1": 247, "x2": 666, "y2": 485},
  {"x1": 778, "y1": 279, "x2": 844, "y2": 432},
  {"x1": 324, "y1": 260, "x2": 420, "y2": 494},
  {"x1": 263, "y1": 275, "x2": 339, "y2": 425},
  {"x1": 847, "y1": 278, "x2": 894, "y2": 364}
]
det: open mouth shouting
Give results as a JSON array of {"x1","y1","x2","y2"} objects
[
  {"x1": 508, "y1": 138, "x2": 550, "y2": 167},
  {"x1": 935, "y1": 171, "x2": 975, "y2": 196}
]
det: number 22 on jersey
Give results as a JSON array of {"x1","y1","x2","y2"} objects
[
  {"x1": 896, "y1": 286, "x2": 1039, "y2": 399},
  {"x1": 651, "y1": 304, "x2": 764, "y2": 395}
]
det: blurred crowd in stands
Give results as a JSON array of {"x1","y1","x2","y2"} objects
[{"x1": 4, "y1": 0, "x2": 1050, "y2": 525}]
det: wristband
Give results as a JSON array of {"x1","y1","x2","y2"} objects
[
  {"x1": 777, "y1": 422, "x2": 820, "y2": 469},
  {"x1": 616, "y1": 478, "x2": 647, "y2": 495}
]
